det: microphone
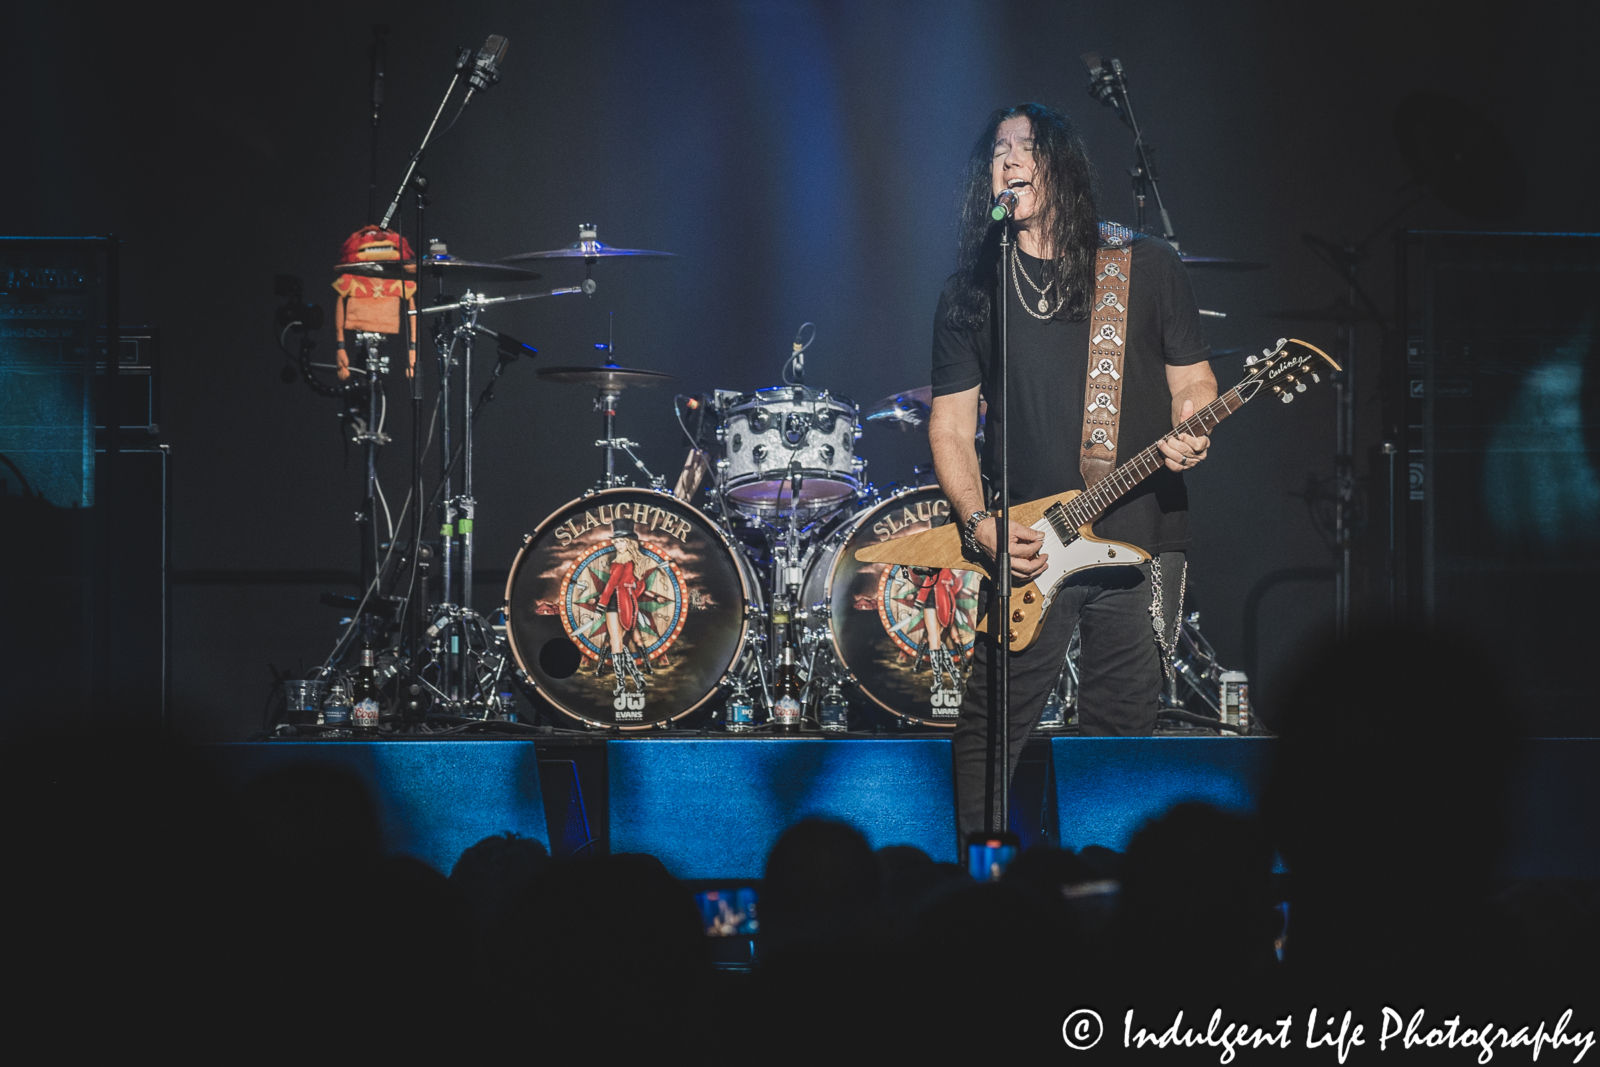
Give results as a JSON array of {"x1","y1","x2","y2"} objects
[
  {"x1": 990, "y1": 188, "x2": 1020, "y2": 221},
  {"x1": 458, "y1": 34, "x2": 509, "y2": 110},
  {"x1": 1082, "y1": 52, "x2": 1122, "y2": 111}
]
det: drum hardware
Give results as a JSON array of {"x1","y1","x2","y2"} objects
[
  {"x1": 535, "y1": 362, "x2": 677, "y2": 490},
  {"x1": 1035, "y1": 629, "x2": 1081, "y2": 731}
]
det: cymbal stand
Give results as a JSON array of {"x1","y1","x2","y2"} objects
[
  {"x1": 594, "y1": 387, "x2": 663, "y2": 490},
  {"x1": 351, "y1": 332, "x2": 392, "y2": 599}
]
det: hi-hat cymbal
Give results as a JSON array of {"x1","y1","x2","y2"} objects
[
  {"x1": 335, "y1": 256, "x2": 541, "y2": 283},
  {"x1": 500, "y1": 241, "x2": 676, "y2": 263},
  {"x1": 1179, "y1": 254, "x2": 1268, "y2": 271},
  {"x1": 536, "y1": 364, "x2": 677, "y2": 389}
]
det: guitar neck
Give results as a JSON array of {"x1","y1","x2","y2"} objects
[{"x1": 1049, "y1": 380, "x2": 1256, "y2": 533}]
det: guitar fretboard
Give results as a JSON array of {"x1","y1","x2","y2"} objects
[{"x1": 1043, "y1": 383, "x2": 1250, "y2": 540}]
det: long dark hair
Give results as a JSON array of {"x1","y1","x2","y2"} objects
[{"x1": 945, "y1": 102, "x2": 1099, "y2": 330}]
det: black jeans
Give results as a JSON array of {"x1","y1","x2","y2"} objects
[{"x1": 952, "y1": 551, "x2": 1185, "y2": 841}]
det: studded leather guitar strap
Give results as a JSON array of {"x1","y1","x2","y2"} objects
[{"x1": 1080, "y1": 238, "x2": 1132, "y2": 486}]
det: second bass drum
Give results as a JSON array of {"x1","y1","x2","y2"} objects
[{"x1": 800, "y1": 485, "x2": 983, "y2": 727}]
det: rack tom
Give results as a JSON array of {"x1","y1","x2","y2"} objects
[{"x1": 718, "y1": 386, "x2": 862, "y2": 519}]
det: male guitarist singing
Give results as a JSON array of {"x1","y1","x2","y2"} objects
[{"x1": 930, "y1": 102, "x2": 1217, "y2": 839}]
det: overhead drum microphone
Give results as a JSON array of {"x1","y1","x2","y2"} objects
[
  {"x1": 1081, "y1": 52, "x2": 1122, "y2": 111},
  {"x1": 458, "y1": 34, "x2": 510, "y2": 109}
]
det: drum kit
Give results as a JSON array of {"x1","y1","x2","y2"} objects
[{"x1": 290, "y1": 216, "x2": 1238, "y2": 735}]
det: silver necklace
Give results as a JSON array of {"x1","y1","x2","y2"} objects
[{"x1": 1011, "y1": 245, "x2": 1063, "y2": 319}]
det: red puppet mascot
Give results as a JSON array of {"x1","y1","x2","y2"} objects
[{"x1": 332, "y1": 225, "x2": 418, "y2": 379}]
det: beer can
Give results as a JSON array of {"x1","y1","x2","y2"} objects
[
  {"x1": 1219, "y1": 671, "x2": 1248, "y2": 734},
  {"x1": 772, "y1": 695, "x2": 802, "y2": 729}
]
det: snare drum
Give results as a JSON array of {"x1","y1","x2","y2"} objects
[
  {"x1": 799, "y1": 485, "x2": 983, "y2": 727},
  {"x1": 504, "y1": 488, "x2": 761, "y2": 729},
  {"x1": 719, "y1": 386, "x2": 862, "y2": 518}
]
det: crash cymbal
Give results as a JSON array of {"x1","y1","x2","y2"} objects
[
  {"x1": 335, "y1": 255, "x2": 541, "y2": 283},
  {"x1": 865, "y1": 388, "x2": 932, "y2": 430},
  {"x1": 536, "y1": 364, "x2": 677, "y2": 389},
  {"x1": 1394, "y1": 92, "x2": 1524, "y2": 221},
  {"x1": 1179, "y1": 254, "x2": 1269, "y2": 271},
  {"x1": 1263, "y1": 302, "x2": 1380, "y2": 323}
]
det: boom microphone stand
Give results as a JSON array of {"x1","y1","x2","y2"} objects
[{"x1": 1083, "y1": 53, "x2": 1178, "y2": 247}]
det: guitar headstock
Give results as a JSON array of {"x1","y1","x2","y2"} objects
[{"x1": 1237, "y1": 337, "x2": 1342, "y2": 404}]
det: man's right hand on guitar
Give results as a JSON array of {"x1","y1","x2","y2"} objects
[{"x1": 975, "y1": 517, "x2": 1048, "y2": 582}]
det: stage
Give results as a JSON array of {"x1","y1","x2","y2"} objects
[{"x1": 206, "y1": 735, "x2": 1600, "y2": 881}]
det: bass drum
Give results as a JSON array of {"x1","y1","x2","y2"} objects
[
  {"x1": 800, "y1": 485, "x2": 984, "y2": 727},
  {"x1": 505, "y1": 488, "x2": 760, "y2": 729}
]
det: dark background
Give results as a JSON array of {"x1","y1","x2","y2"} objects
[{"x1": 3, "y1": 0, "x2": 1593, "y2": 740}]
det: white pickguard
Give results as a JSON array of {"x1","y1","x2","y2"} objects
[{"x1": 1027, "y1": 517, "x2": 1150, "y2": 609}]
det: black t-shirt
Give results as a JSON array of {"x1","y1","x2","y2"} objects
[{"x1": 931, "y1": 234, "x2": 1210, "y2": 553}]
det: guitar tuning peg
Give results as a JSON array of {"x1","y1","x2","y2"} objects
[
  {"x1": 1311, "y1": 372, "x2": 1321, "y2": 383},
  {"x1": 1244, "y1": 354, "x2": 1259, "y2": 366},
  {"x1": 1295, "y1": 381, "x2": 1307, "y2": 393},
  {"x1": 1276, "y1": 337, "x2": 1288, "y2": 349},
  {"x1": 1281, "y1": 393, "x2": 1294, "y2": 404}
]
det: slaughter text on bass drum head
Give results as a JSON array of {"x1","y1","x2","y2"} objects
[
  {"x1": 800, "y1": 486, "x2": 982, "y2": 727},
  {"x1": 505, "y1": 489, "x2": 756, "y2": 729}
]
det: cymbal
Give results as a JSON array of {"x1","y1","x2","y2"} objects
[
  {"x1": 336, "y1": 256, "x2": 541, "y2": 283},
  {"x1": 500, "y1": 240, "x2": 676, "y2": 263},
  {"x1": 1394, "y1": 92, "x2": 1523, "y2": 221},
  {"x1": 536, "y1": 364, "x2": 677, "y2": 389},
  {"x1": 1179, "y1": 254, "x2": 1268, "y2": 271},
  {"x1": 1263, "y1": 302, "x2": 1380, "y2": 323},
  {"x1": 865, "y1": 388, "x2": 932, "y2": 430}
]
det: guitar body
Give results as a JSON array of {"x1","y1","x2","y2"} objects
[
  {"x1": 850, "y1": 339, "x2": 1340, "y2": 651},
  {"x1": 851, "y1": 489, "x2": 1148, "y2": 651}
]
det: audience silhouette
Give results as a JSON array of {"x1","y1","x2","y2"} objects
[{"x1": 6, "y1": 624, "x2": 1590, "y2": 1053}]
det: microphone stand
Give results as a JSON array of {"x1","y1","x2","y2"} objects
[
  {"x1": 1087, "y1": 56, "x2": 1178, "y2": 247},
  {"x1": 377, "y1": 49, "x2": 471, "y2": 232},
  {"x1": 993, "y1": 220, "x2": 1014, "y2": 835}
]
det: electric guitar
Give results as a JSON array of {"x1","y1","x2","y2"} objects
[{"x1": 854, "y1": 337, "x2": 1341, "y2": 651}]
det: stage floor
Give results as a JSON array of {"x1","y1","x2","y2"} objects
[{"x1": 206, "y1": 736, "x2": 1600, "y2": 881}]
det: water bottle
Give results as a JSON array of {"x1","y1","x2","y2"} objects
[{"x1": 1220, "y1": 671, "x2": 1249, "y2": 735}]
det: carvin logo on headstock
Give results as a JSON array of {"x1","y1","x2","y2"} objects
[
  {"x1": 871, "y1": 498, "x2": 950, "y2": 540},
  {"x1": 553, "y1": 502, "x2": 693, "y2": 545}
]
